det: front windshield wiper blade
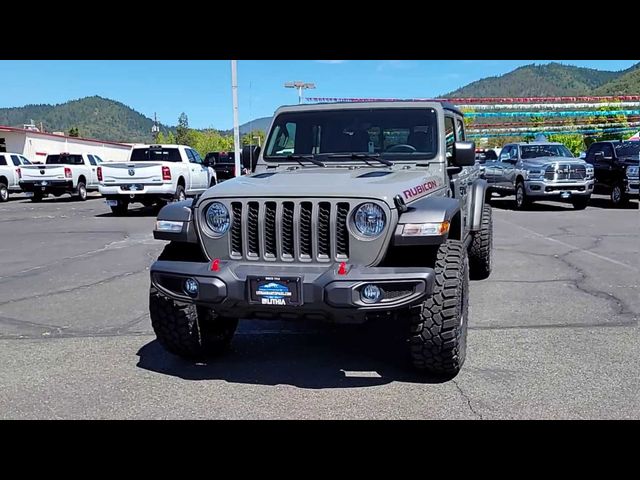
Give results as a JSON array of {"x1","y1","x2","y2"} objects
[
  {"x1": 327, "y1": 153, "x2": 393, "y2": 167},
  {"x1": 286, "y1": 154, "x2": 326, "y2": 167}
]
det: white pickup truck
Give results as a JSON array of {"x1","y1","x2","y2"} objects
[
  {"x1": 98, "y1": 144, "x2": 217, "y2": 215},
  {"x1": 0, "y1": 152, "x2": 32, "y2": 202},
  {"x1": 20, "y1": 152, "x2": 103, "y2": 202}
]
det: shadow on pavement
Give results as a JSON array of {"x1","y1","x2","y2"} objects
[
  {"x1": 488, "y1": 198, "x2": 573, "y2": 212},
  {"x1": 95, "y1": 205, "x2": 161, "y2": 218},
  {"x1": 587, "y1": 197, "x2": 639, "y2": 210},
  {"x1": 136, "y1": 320, "x2": 452, "y2": 388}
]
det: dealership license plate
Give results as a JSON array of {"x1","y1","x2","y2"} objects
[
  {"x1": 248, "y1": 276, "x2": 302, "y2": 306},
  {"x1": 24, "y1": 192, "x2": 34, "y2": 197},
  {"x1": 106, "y1": 200, "x2": 119, "y2": 207},
  {"x1": 560, "y1": 191, "x2": 572, "y2": 199},
  {"x1": 122, "y1": 184, "x2": 143, "y2": 191}
]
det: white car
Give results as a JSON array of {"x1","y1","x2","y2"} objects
[
  {"x1": 0, "y1": 152, "x2": 32, "y2": 202},
  {"x1": 98, "y1": 144, "x2": 216, "y2": 215},
  {"x1": 20, "y1": 152, "x2": 102, "y2": 202}
]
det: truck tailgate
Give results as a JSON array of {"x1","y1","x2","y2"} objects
[
  {"x1": 21, "y1": 165, "x2": 67, "y2": 181},
  {"x1": 101, "y1": 162, "x2": 165, "y2": 184}
]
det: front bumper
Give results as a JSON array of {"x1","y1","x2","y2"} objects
[
  {"x1": 99, "y1": 182, "x2": 175, "y2": 198},
  {"x1": 150, "y1": 260, "x2": 435, "y2": 323},
  {"x1": 525, "y1": 179, "x2": 594, "y2": 199},
  {"x1": 19, "y1": 180, "x2": 73, "y2": 193}
]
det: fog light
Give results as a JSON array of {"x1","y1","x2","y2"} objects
[
  {"x1": 184, "y1": 278, "x2": 199, "y2": 296},
  {"x1": 361, "y1": 284, "x2": 382, "y2": 303}
]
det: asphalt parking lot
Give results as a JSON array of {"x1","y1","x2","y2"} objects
[{"x1": 0, "y1": 192, "x2": 638, "y2": 419}]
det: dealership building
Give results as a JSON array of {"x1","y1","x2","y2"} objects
[{"x1": 0, "y1": 125, "x2": 132, "y2": 163}]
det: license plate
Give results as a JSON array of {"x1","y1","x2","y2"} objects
[
  {"x1": 560, "y1": 191, "x2": 571, "y2": 199},
  {"x1": 24, "y1": 192, "x2": 34, "y2": 197},
  {"x1": 122, "y1": 184, "x2": 143, "y2": 191},
  {"x1": 106, "y1": 200, "x2": 119, "y2": 207},
  {"x1": 248, "y1": 276, "x2": 302, "y2": 306},
  {"x1": 40, "y1": 181, "x2": 48, "y2": 186}
]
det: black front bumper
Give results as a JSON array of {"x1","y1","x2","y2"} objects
[
  {"x1": 150, "y1": 260, "x2": 435, "y2": 323},
  {"x1": 20, "y1": 180, "x2": 73, "y2": 194}
]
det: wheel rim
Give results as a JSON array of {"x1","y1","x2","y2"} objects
[
  {"x1": 612, "y1": 186, "x2": 621, "y2": 203},
  {"x1": 0, "y1": 187, "x2": 7, "y2": 201},
  {"x1": 178, "y1": 190, "x2": 185, "y2": 201},
  {"x1": 80, "y1": 186, "x2": 86, "y2": 198},
  {"x1": 516, "y1": 185, "x2": 524, "y2": 206}
]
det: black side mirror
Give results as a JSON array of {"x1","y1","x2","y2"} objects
[{"x1": 451, "y1": 141, "x2": 476, "y2": 167}]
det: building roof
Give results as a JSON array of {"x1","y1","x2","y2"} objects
[{"x1": 0, "y1": 125, "x2": 131, "y2": 148}]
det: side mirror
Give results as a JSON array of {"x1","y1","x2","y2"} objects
[
  {"x1": 451, "y1": 141, "x2": 476, "y2": 167},
  {"x1": 594, "y1": 152, "x2": 604, "y2": 161}
]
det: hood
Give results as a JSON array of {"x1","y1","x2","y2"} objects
[
  {"x1": 199, "y1": 167, "x2": 446, "y2": 206},
  {"x1": 522, "y1": 156, "x2": 586, "y2": 167}
]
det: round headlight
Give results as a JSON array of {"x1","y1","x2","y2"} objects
[
  {"x1": 353, "y1": 203, "x2": 386, "y2": 238},
  {"x1": 205, "y1": 202, "x2": 230, "y2": 235}
]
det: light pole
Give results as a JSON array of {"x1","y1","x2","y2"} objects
[
  {"x1": 284, "y1": 81, "x2": 316, "y2": 104},
  {"x1": 231, "y1": 60, "x2": 241, "y2": 177}
]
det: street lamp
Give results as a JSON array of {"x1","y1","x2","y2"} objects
[{"x1": 284, "y1": 81, "x2": 316, "y2": 104}]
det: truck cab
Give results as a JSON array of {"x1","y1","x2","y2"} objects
[
  {"x1": 0, "y1": 152, "x2": 32, "y2": 202},
  {"x1": 584, "y1": 141, "x2": 639, "y2": 206}
]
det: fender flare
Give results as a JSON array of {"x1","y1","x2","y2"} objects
[
  {"x1": 153, "y1": 199, "x2": 198, "y2": 243},
  {"x1": 468, "y1": 178, "x2": 488, "y2": 232},
  {"x1": 393, "y1": 196, "x2": 461, "y2": 246}
]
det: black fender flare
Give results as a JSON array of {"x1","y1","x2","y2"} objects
[
  {"x1": 153, "y1": 199, "x2": 198, "y2": 243},
  {"x1": 468, "y1": 179, "x2": 488, "y2": 232},
  {"x1": 393, "y1": 196, "x2": 461, "y2": 246}
]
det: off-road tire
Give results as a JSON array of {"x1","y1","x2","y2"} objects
[
  {"x1": 149, "y1": 287, "x2": 238, "y2": 358},
  {"x1": 572, "y1": 196, "x2": 590, "y2": 210},
  {"x1": 76, "y1": 182, "x2": 87, "y2": 201},
  {"x1": 110, "y1": 199, "x2": 128, "y2": 216},
  {"x1": 0, "y1": 183, "x2": 8, "y2": 202},
  {"x1": 407, "y1": 239, "x2": 469, "y2": 377},
  {"x1": 174, "y1": 185, "x2": 186, "y2": 202},
  {"x1": 515, "y1": 180, "x2": 530, "y2": 210},
  {"x1": 468, "y1": 204, "x2": 492, "y2": 280},
  {"x1": 610, "y1": 182, "x2": 628, "y2": 207}
]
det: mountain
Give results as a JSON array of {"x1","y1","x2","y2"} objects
[
  {"x1": 445, "y1": 62, "x2": 625, "y2": 98},
  {"x1": 219, "y1": 116, "x2": 273, "y2": 136},
  {"x1": 593, "y1": 64, "x2": 640, "y2": 95},
  {"x1": 0, "y1": 96, "x2": 173, "y2": 142}
]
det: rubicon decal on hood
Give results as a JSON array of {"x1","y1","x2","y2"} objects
[{"x1": 403, "y1": 178, "x2": 440, "y2": 201}]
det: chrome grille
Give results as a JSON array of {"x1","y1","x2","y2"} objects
[
  {"x1": 545, "y1": 164, "x2": 586, "y2": 181},
  {"x1": 227, "y1": 199, "x2": 352, "y2": 262}
]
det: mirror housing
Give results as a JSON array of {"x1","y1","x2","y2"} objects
[{"x1": 451, "y1": 141, "x2": 476, "y2": 167}]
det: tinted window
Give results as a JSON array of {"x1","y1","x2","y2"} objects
[
  {"x1": 265, "y1": 108, "x2": 439, "y2": 161},
  {"x1": 10, "y1": 155, "x2": 21, "y2": 166},
  {"x1": 615, "y1": 142, "x2": 640, "y2": 158},
  {"x1": 20, "y1": 156, "x2": 31, "y2": 165},
  {"x1": 46, "y1": 154, "x2": 84, "y2": 165},
  {"x1": 94, "y1": 156, "x2": 103, "y2": 163},
  {"x1": 217, "y1": 152, "x2": 234, "y2": 164},
  {"x1": 185, "y1": 149, "x2": 196, "y2": 163},
  {"x1": 0, "y1": 155, "x2": 6, "y2": 166},
  {"x1": 87, "y1": 155, "x2": 97, "y2": 166},
  {"x1": 520, "y1": 144, "x2": 573, "y2": 159},
  {"x1": 130, "y1": 148, "x2": 182, "y2": 162},
  {"x1": 192, "y1": 150, "x2": 203, "y2": 164},
  {"x1": 499, "y1": 146, "x2": 513, "y2": 161},
  {"x1": 444, "y1": 116, "x2": 455, "y2": 157},
  {"x1": 600, "y1": 144, "x2": 614, "y2": 158}
]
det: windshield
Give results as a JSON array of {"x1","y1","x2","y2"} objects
[
  {"x1": 216, "y1": 153, "x2": 234, "y2": 164},
  {"x1": 46, "y1": 154, "x2": 84, "y2": 165},
  {"x1": 130, "y1": 147, "x2": 181, "y2": 162},
  {"x1": 520, "y1": 144, "x2": 573, "y2": 159},
  {"x1": 615, "y1": 142, "x2": 640, "y2": 158},
  {"x1": 264, "y1": 108, "x2": 439, "y2": 161}
]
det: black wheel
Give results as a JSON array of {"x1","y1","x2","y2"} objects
[
  {"x1": 468, "y1": 204, "x2": 492, "y2": 280},
  {"x1": 0, "y1": 183, "x2": 8, "y2": 202},
  {"x1": 406, "y1": 239, "x2": 469, "y2": 377},
  {"x1": 30, "y1": 192, "x2": 43, "y2": 202},
  {"x1": 174, "y1": 185, "x2": 186, "y2": 202},
  {"x1": 572, "y1": 197, "x2": 590, "y2": 210},
  {"x1": 76, "y1": 182, "x2": 87, "y2": 201},
  {"x1": 610, "y1": 183, "x2": 628, "y2": 207},
  {"x1": 515, "y1": 180, "x2": 530, "y2": 210},
  {"x1": 109, "y1": 199, "x2": 129, "y2": 215},
  {"x1": 149, "y1": 287, "x2": 238, "y2": 358}
]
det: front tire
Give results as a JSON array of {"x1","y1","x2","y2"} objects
[
  {"x1": 407, "y1": 239, "x2": 469, "y2": 377},
  {"x1": 468, "y1": 204, "x2": 492, "y2": 280},
  {"x1": 610, "y1": 183, "x2": 628, "y2": 207},
  {"x1": 149, "y1": 287, "x2": 238, "y2": 358},
  {"x1": 76, "y1": 182, "x2": 87, "y2": 201},
  {"x1": 0, "y1": 183, "x2": 8, "y2": 202},
  {"x1": 515, "y1": 180, "x2": 530, "y2": 210}
]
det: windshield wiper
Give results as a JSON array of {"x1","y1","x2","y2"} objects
[
  {"x1": 327, "y1": 153, "x2": 393, "y2": 167},
  {"x1": 286, "y1": 154, "x2": 326, "y2": 167}
]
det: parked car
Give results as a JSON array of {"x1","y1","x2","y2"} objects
[
  {"x1": 0, "y1": 152, "x2": 32, "y2": 202},
  {"x1": 98, "y1": 144, "x2": 217, "y2": 215},
  {"x1": 148, "y1": 100, "x2": 493, "y2": 377},
  {"x1": 484, "y1": 142, "x2": 594, "y2": 209},
  {"x1": 19, "y1": 152, "x2": 102, "y2": 202},
  {"x1": 204, "y1": 146, "x2": 260, "y2": 181},
  {"x1": 583, "y1": 141, "x2": 639, "y2": 206}
]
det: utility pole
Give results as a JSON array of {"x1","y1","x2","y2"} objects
[
  {"x1": 284, "y1": 81, "x2": 316, "y2": 104},
  {"x1": 231, "y1": 60, "x2": 242, "y2": 177},
  {"x1": 151, "y1": 112, "x2": 160, "y2": 142}
]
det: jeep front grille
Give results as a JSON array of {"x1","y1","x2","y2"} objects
[
  {"x1": 544, "y1": 164, "x2": 586, "y2": 181},
  {"x1": 227, "y1": 200, "x2": 352, "y2": 262}
]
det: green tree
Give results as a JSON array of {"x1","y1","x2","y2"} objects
[
  {"x1": 547, "y1": 134, "x2": 585, "y2": 156},
  {"x1": 69, "y1": 127, "x2": 79, "y2": 137},
  {"x1": 241, "y1": 130, "x2": 265, "y2": 147},
  {"x1": 176, "y1": 112, "x2": 196, "y2": 146}
]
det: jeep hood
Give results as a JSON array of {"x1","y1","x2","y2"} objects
[{"x1": 199, "y1": 167, "x2": 446, "y2": 206}]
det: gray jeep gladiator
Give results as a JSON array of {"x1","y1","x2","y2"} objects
[{"x1": 149, "y1": 101, "x2": 493, "y2": 376}]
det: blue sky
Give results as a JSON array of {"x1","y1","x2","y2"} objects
[{"x1": 0, "y1": 60, "x2": 637, "y2": 130}]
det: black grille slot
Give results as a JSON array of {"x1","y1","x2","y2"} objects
[
  {"x1": 382, "y1": 283, "x2": 415, "y2": 300},
  {"x1": 544, "y1": 166, "x2": 555, "y2": 180},
  {"x1": 336, "y1": 202, "x2": 350, "y2": 258},
  {"x1": 264, "y1": 202, "x2": 277, "y2": 257},
  {"x1": 247, "y1": 202, "x2": 260, "y2": 257},
  {"x1": 281, "y1": 202, "x2": 295, "y2": 258},
  {"x1": 230, "y1": 202, "x2": 243, "y2": 256},
  {"x1": 299, "y1": 202, "x2": 313, "y2": 258},
  {"x1": 317, "y1": 202, "x2": 331, "y2": 258}
]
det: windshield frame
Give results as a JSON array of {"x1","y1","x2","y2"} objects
[{"x1": 263, "y1": 108, "x2": 440, "y2": 163}]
